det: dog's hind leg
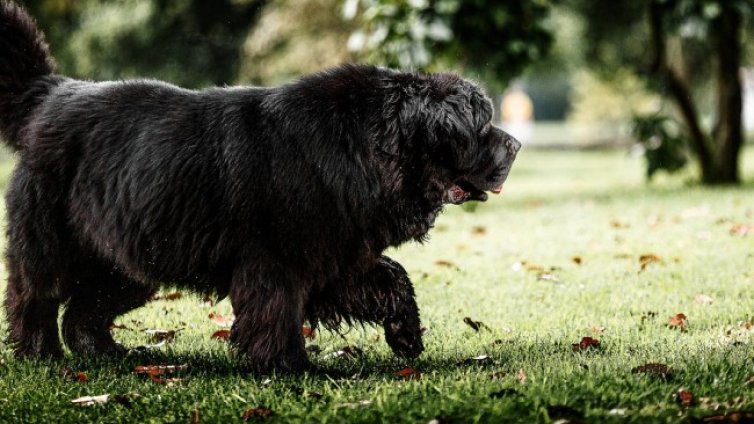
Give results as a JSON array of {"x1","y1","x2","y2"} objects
[
  {"x1": 61, "y1": 258, "x2": 156, "y2": 356},
  {"x1": 4, "y1": 257, "x2": 63, "y2": 358},
  {"x1": 4, "y1": 167, "x2": 68, "y2": 358},
  {"x1": 307, "y1": 256, "x2": 424, "y2": 358}
]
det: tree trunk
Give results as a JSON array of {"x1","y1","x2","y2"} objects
[
  {"x1": 648, "y1": 1, "x2": 744, "y2": 185},
  {"x1": 706, "y1": 4, "x2": 743, "y2": 184}
]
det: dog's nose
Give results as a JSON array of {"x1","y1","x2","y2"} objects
[{"x1": 506, "y1": 135, "x2": 522, "y2": 154}]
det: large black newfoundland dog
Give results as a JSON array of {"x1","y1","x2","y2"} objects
[{"x1": 0, "y1": 1, "x2": 520, "y2": 373}]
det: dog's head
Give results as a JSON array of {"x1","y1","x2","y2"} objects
[{"x1": 401, "y1": 73, "x2": 521, "y2": 205}]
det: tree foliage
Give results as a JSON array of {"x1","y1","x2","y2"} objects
[
  {"x1": 345, "y1": 0, "x2": 553, "y2": 89},
  {"x1": 569, "y1": 0, "x2": 753, "y2": 184},
  {"x1": 19, "y1": 0, "x2": 267, "y2": 88}
]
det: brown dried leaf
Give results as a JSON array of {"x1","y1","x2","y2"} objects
[
  {"x1": 134, "y1": 364, "x2": 188, "y2": 376},
  {"x1": 572, "y1": 256, "x2": 583, "y2": 265},
  {"x1": 668, "y1": 313, "x2": 688, "y2": 331},
  {"x1": 700, "y1": 411, "x2": 754, "y2": 422},
  {"x1": 154, "y1": 292, "x2": 183, "y2": 301},
  {"x1": 516, "y1": 368, "x2": 527, "y2": 385},
  {"x1": 302, "y1": 326, "x2": 316, "y2": 340},
  {"x1": 191, "y1": 408, "x2": 200, "y2": 424},
  {"x1": 639, "y1": 253, "x2": 662, "y2": 272},
  {"x1": 434, "y1": 259, "x2": 457, "y2": 268},
  {"x1": 110, "y1": 323, "x2": 128, "y2": 330},
  {"x1": 675, "y1": 388, "x2": 695, "y2": 408},
  {"x1": 208, "y1": 312, "x2": 234, "y2": 327},
  {"x1": 395, "y1": 367, "x2": 421, "y2": 380},
  {"x1": 211, "y1": 329, "x2": 230, "y2": 341},
  {"x1": 730, "y1": 223, "x2": 753, "y2": 236},
  {"x1": 463, "y1": 317, "x2": 489, "y2": 332},
  {"x1": 571, "y1": 336, "x2": 601, "y2": 352},
  {"x1": 242, "y1": 407, "x2": 274, "y2": 420},
  {"x1": 471, "y1": 225, "x2": 487, "y2": 235}
]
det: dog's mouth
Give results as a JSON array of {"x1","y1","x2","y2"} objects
[{"x1": 444, "y1": 180, "x2": 503, "y2": 205}]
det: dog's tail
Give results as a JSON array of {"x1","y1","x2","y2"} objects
[{"x1": 0, "y1": 0, "x2": 56, "y2": 150}]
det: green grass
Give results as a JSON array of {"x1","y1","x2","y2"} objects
[{"x1": 0, "y1": 148, "x2": 754, "y2": 423}]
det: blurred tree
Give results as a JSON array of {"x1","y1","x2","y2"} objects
[
  {"x1": 568, "y1": 0, "x2": 752, "y2": 184},
  {"x1": 344, "y1": 0, "x2": 553, "y2": 90},
  {"x1": 19, "y1": 0, "x2": 267, "y2": 88},
  {"x1": 239, "y1": 0, "x2": 358, "y2": 86}
]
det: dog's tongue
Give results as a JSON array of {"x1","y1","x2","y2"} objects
[
  {"x1": 448, "y1": 185, "x2": 467, "y2": 203},
  {"x1": 491, "y1": 184, "x2": 504, "y2": 194}
]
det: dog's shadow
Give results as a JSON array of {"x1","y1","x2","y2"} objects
[{"x1": 33, "y1": 348, "x2": 506, "y2": 382}]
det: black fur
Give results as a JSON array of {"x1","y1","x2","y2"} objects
[{"x1": 0, "y1": 0, "x2": 520, "y2": 373}]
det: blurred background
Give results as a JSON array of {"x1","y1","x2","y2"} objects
[{"x1": 16, "y1": 0, "x2": 754, "y2": 185}]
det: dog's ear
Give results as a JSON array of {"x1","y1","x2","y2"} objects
[{"x1": 403, "y1": 74, "x2": 492, "y2": 172}]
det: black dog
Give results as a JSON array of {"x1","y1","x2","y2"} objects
[{"x1": 0, "y1": 1, "x2": 520, "y2": 373}]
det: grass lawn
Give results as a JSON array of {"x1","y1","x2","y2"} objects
[{"x1": 0, "y1": 147, "x2": 753, "y2": 423}]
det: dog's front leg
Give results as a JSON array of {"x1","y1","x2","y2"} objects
[
  {"x1": 307, "y1": 255, "x2": 424, "y2": 358},
  {"x1": 229, "y1": 262, "x2": 310, "y2": 374}
]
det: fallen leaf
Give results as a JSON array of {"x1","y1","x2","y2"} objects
[
  {"x1": 434, "y1": 259, "x2": 456, "y2": 268},
  {"x1": 730, "y1": 223, "x2": 753, "y2": 236},
  {"x1": 110, "y1": 323, "x2": 128, "y2": 330},
  {"x1": 242, "y1": 407, "x2": 274, "y2": 420},
  {"x1": 591, "y1": 326, "x2": 605, "y2": 336},
  {"x1": 668, "y1": 313, "x2": 688, "y2": 331},
  {"x1": 610, "y1": 219, "x2": 629, "y2": 229},
  {"x1": 572, "y1": 256, "x2": 583, "y2": 265},
  {"x1": 458, "y1": 354, "x2": 492, "y2": 366},
  {"x1": 639, "y1": 253, "x2": 662, "y2": 272},
  {"x1": 191, "y1": 408, "x2": 200, "y2": 424},
  {"x1": 60, "y1": 368, "x2": 88, "y2": 382},
  {"x1": 134, "y1": 363, "x2": 189, "y2": 383},
  {"x1": 463, "y1": 317, "x2": 489, "y2": 332},
  {"x1": 208, "y1": 312, "x2": 234, "y2": 327},
  {"x1": 154, "y1": 292, "x2": 183, "y2": 301},
  {"x1": 699, "y1": 411, "x2": 754, "y2": 422},
  {"x1": 517, "y1": 368, "x2": 527, "y2": 384},
  {"x1": 471, "y1": 226, "x2": 487, "y2": 235},
  {"x1": 302, "y1": 326, "x2": 316, "y2": 339},
  {"x1": 395, "y1": 367, "x2": 421, "y2": 380},
  {"x1": 211, "y1": 329, "x2": 230, "y2": 341},
  {"x1": 694, "y1": 294, "x2": 714, "y2": 306},
  {"x1": 571, "y1": 337, "x2": 601, "y2": 352},
  {"x1": 632, "y1": 363, "x2": 672, "y2": 380},
  {"x1": 675, "y1": 388, "x2": 695, "y2": 407},
  {"x1": 71, "y1": 394, "x2": 109, "y2": 407}
]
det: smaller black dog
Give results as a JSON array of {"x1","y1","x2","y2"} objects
[{"x1": 0, "y1": 0, "x2": 519, "y2": 373}]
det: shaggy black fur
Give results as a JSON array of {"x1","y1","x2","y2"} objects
[{"x1": 0, "y1": 0, "x2": 520, "y2": 373}]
